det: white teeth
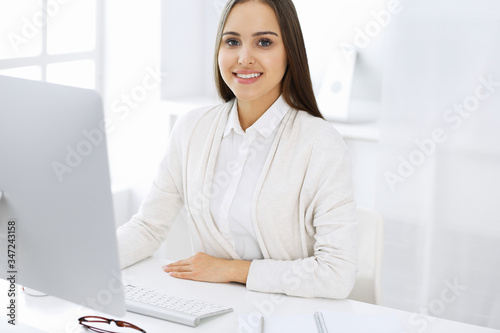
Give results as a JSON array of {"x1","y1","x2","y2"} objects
[{"x1": 235, "y1": 73, "x2": 262, "y2": 79}]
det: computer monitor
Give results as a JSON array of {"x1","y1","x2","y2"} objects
[
  {"x1": 0, "y1": 75, "x2": 125, "y2": 317},
  {"x1": 315, "y1": 32, "x2": 384, "y2": 123}
]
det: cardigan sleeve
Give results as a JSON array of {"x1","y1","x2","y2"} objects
[
  {"x1": 116, "y1": 119, "x2": 185, "y2": 270},
  {"x1": 246, "y1": 125, "x2": 358, "y2": 299}
]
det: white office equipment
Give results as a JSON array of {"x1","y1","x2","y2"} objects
[
  {"x1": 0, "y1": 75, "x2": 125, "y2": 317},
  {"x1": 317, "y1": 37, "x2": 384, "y2": 123},
  {"x1": 124, "y1": 284, "x2": 233, "y2": 327},
  {"x1": 348, "y1": 207, "x2": 384, "y2": 305},
  {"x1": 317, "y1": 46, "x2": 358, "y2": 122}
]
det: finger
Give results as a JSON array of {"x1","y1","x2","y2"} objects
[
  {"x1": 162, "y1": 259, "x2": 191, "y2": 270},
  {"x1": 163, "y1": 262, "x2": 194, "y2": 274},
  {"x1": 168, "y1": 271, "x2": 197, "y2": 281},
  {"x1": 165, "y1": 264, "x2": 193, "y2": 273}
]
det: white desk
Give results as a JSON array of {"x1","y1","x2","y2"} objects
[{"x1": 1, "y1": 257, "x2": 499, "y2": 333}]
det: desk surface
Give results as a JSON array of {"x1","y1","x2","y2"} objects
[{"x1": 1, "y1": 257, "x2": 498, "y2": 333}]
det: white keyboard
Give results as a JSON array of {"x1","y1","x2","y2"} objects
[{"x1": 124, "y1": 284, "x2": 233, "y2": 327}]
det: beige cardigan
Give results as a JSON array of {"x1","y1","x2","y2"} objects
[{"x1": 117, "y1": 99, "x2": 357, "y2": 299}]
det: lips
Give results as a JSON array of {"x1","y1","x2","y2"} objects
[{"x1": 232, "y1": 70, "x2": 263, "y2": 84}]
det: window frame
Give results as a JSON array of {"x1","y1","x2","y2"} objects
[{"x1": 0, "y1": 0, "x2": 105, "y2": 93}]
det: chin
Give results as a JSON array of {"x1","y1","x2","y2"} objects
[{"x1": 231, "y1": 90, "x2": 263, "y2": 103}]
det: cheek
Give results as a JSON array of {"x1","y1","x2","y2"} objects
[
  {"x1": 265, "y1": 51, "x2": 288, "y2": 77},
  {"x1": 218, "y1": 50, "x2": 232, "y2": 76}
]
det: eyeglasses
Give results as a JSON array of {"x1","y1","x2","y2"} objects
[{"x1": 78, "y1": 316, "x2": 146, "y2": 333}]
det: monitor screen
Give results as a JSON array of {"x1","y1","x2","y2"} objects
[{"x1": 0, "y1": 75, "x2": 125, "y2": 318}]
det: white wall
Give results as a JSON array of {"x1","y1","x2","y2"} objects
[
  {"x1": 160, "y1": 0, "x2": 224, "y2": 101},
  {"x1": 104, "y1": 0, "x2": 193, "y2": 260}
]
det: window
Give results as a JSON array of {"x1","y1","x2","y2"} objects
[{"x1": 0, "y1": 0, "x2": 103, "y2": 91}]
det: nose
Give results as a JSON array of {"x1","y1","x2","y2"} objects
[{"x1": 238, "y1": 45, "x2": 255, "y2": 66}]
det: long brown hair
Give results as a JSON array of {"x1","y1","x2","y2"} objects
[{"x1": 214, "y1": 0, "x2": 324, "y2": 119}]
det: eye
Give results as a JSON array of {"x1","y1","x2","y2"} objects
[
  {"x1": 258, "y1": 38, "x2": 273, "y2": 47},
  {"x1": 225, "y1": 38, "x2": 240, "y2": 47}
]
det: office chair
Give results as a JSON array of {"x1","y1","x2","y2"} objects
[{"x1": 347, "y1": 206, "x2": 384, "y2": 305}]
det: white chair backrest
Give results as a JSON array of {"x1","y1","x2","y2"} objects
[{"x1": 348, "y1": 207, "x2": 384, "y2": 304}]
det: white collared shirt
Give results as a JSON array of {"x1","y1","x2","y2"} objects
[{"x1": 209, "y1": 96, "x2": 289, "y2": 260}]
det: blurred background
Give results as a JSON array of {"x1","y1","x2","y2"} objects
[{"x1": 1, "y1": 0, "x2": 499, "y2": 329}]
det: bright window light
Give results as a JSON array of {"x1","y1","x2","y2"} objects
[
  {"x1": 47, "y1": 60, "x2": 95, "y2": 89},
  {"x1": 0, "y1": 0, "x2": 43, "y2": 60},
  {"x1": 47, "y1": 0, "x2": 96, "y2": 55}
]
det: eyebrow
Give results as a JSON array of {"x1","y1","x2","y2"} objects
[{"x1": 222, "y1": 31, "x2": 279, "y2": 37}]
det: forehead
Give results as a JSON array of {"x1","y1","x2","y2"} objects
[{"x1": 224, "y1": 1, "x2": 281, "y2": 34}]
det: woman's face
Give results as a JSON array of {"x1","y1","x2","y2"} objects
[{"x1": 218, "y1": 1, "x2": 288, "y2": 104}]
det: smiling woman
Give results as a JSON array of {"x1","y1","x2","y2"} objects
[
  {"x1": 117, "y1": 0, "x2": 357, "y2": 300},
  {"x1": 216, "y1": 2, "x2": 288, "y2": 130},
  {"x1": 214, "y1": 0, "x2": 323, "y2": 121}
]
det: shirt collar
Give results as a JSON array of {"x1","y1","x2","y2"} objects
[{"x1": 223, "y1": 95, "x2": 289, "y2": 139}]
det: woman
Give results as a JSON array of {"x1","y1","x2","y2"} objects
[{"x1": 117, "y1": 0, "x2": 357, "y2": 299}]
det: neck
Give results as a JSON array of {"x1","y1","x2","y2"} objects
[{"x1": 237, "y1": 94, "x2": 280, "y2": 132}]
